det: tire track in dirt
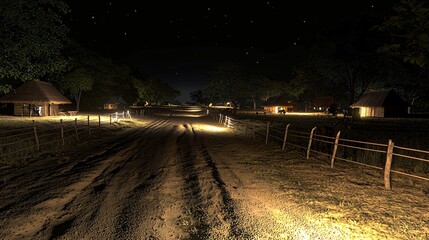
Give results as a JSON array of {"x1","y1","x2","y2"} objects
[
  {"x1": 174, "y1": 123, "x2": 251, "y2": 239},
  {"x1": 0, "y1": 118, "x2": 171, "y2": 239},
  {"x1": 177, "y1": 123, "x2": 211, "y2": 239},
  {"x1": 44, "y1": 118, "x2": 174, "y2": 240}
]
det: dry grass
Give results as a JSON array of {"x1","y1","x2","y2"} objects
[
  {"x1": 206, "y1": 131, "x2": 429, "y2": 239},
  {"x1": 234, "y1": 112, "x2": 429, "y2": 173}
]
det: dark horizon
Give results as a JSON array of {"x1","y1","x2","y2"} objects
[{"x1": 66, "y1": 0, "x2": 398, "y2": 103}]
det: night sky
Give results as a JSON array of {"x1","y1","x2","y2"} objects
[{"x1": 67, "y1": 0, "x2": 396, "y2": 103}]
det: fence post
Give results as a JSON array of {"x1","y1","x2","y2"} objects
[
  {"x1": 33, "y1": 120, "x2": 39, "y2": 150},
  {"x1": 87, "y1": 116, "x2": 91, "y2": 136},
  {"x1": 265, "y1": 121, "x2": 270, "y2": 144},
  {"x1": 384, "y1": 139, "x2": 394, "y2": 190},
  {"x1": 306, "y1": 127, "x2": 317, "y2": 159},
  {"x1": 330, "y1": 131, "x2": 341, "y2": 168},
  {"x1": 282, "y1": 124, "x2": 291, "y2": 151},
  {"x1": 98, "y1": 115, "x2": 101, "y2": 128},
  {"x1": 60, "y1": 119, "x2": 65, "y2": 146},
  {"x1": 218, "y1": 114, "x2": 222, "y2": 123},
  {"x1": 74, "y1": 118, "x2": 78, "y2": 141}
]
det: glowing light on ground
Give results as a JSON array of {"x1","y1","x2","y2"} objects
[{"x1": 192, "y1": 124, "x2": 227, "y2": 132}]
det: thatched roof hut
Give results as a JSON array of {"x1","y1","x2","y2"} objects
[
  {"x1": 350, "y1": 89, "x2": 408, "y2": 118},
  {"x1": 262, "y1": 96, "x2": 296, "y2": 114},
  {"x1": 0, "y1": 80, "x2": 71, "y2": 116},
  {"x1": 104, "y1": 96, "x2": 128, "y2": 110}
]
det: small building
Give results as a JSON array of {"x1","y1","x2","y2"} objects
[
  {"x1": 350, "y1": 89, "x2": 409, "y2": 118},
  {"x1": 262, "y1": 96, "x2": 296, "y2": 114},
  {"x1": 0, "y1": 80, "x2": 72, "y2": 116},
  {"x1": 309, "y1": 96, "x2": 336, "y2": 112},
  {"x1": 104, "y1": 96, "x2": 128, "y2": 110}
]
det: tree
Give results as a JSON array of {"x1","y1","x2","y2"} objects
[
  {"x1": 246, "y1": 75, "x2": 287, "y2": 110},
  {"x1": 133, "y1": 79, "x2": 180, "y2": 105},
  {"x1": 60, "y1": 68, "x2": 94, "y2": 111},
  {"x1": 190, "y1": 90, "x2": 207, "y2": 104},
  {"x1": 205, "y1": 62, "x2": 248, "y2": 113},
  {"x1": 0, "y1": 0, "x2": 69, "y2": 89},
  {"x1": 376, "y1": 0, "x2": 429, "y2": 70}
]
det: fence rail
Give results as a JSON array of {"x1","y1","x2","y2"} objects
[
  {"x1": 213, "y1": 113, "x2": 429, "y2": 190},
  {"x1": 0, "y1": 114, "x2": 133, "y2": 164}
]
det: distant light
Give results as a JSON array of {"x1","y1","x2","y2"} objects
[
  {"x1": 208, "y1": 7, "x2": 211, "y2": 11},
  {"x1": 91, "y1": 16, "x2": 95, "y2": 19},
  {"x1": 303, "y1": 20, "x2": 306, "y2": 23}
]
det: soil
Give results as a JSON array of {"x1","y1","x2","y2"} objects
[{"x1": 0, "y1": 106, "x2": 428, "y2": 239}]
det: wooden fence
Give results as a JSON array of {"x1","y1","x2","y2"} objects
[
  {"x1": 0, "y1": 114, "x2": 130, "y2": 164},
  {"x1": 214, "y1": 114, "x2": 429, "y2": 190}
]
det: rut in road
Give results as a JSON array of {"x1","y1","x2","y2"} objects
[
  {"x1": 1, "y1": 117, "x2": 252, "y2": 240},
  {"x1": 175, "y1": 123, "x2": 251, "y2": 239},
  {"x1": 0, "y1": 118, "x2": 172, "y2": 239}
]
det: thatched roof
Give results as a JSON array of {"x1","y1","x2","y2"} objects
[
  {"x1": 105, "y1": 96, "x2": 128, "y2": 105},
  {"x1": 0, "y1": 80, "x2": 72, "y2": 104},
  {"x1": 350, "y1": 89, "x2": 408, "y2": 108},
  {"x1": 262, "y1": 96, "x2": 295, "y2": 107}
]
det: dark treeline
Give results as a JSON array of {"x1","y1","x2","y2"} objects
[{"x1": 194, "y1": 0, "x2": 429, "y2": 110}]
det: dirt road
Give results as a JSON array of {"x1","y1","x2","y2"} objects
[
  {"x1": 0, "y1": 108, "x2": 255, "y2": 239},
  {"x1": 1, "y1": 106, "x2": 428, "y2": 240}
]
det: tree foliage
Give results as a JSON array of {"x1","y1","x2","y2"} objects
[
  {"x1": 205, "y1": 62, "x2": 248, "y2": 108},
  {"x1": 203, "y1": 62, "x2": 287, "y2": 110},
  {"x1": 0, "y1": 0, "x2": 69, "y2": 84},
  {"x1": 133, "y1": 79, "x2": 180, "y2": 105},
  {"x1": 60, "y1": 67, "x2": 94, "y2": 111},
  {"x1": 376, "y1": 0, "x2": 429, "y2": 70}
]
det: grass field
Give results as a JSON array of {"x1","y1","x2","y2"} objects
[{"x1": 228, "y1": 111, "x2": 429, "y2": 174}]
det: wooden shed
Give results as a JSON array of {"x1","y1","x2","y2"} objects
[
  {"x1": 0, "y1": 80, "x2": 72, "y2": 116},
  {"x1": 350, "y1": 89, "x2": 408, "y2": 118},
  {"x1": 262, "y1": 96, "x2": 296, "y2": 114}
]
